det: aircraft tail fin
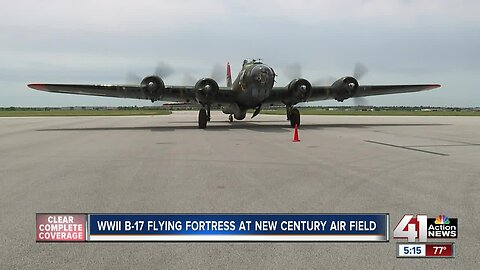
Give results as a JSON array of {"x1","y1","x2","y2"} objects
[{"x1": 226, "y1": 62, "x2": 232, "y2": 88}]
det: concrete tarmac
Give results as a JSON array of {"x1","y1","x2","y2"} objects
[{"x1": 1, "y1": 111, "x2": 479, "y2": 269}]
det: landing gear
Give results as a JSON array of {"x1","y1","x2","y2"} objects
[
  {"x1": 198, "y1": 108, "x2": 208, "y2": 129},
  {"x1": 229, "y1": 114, "x2": 233, "y2": 123},
  {"x1": 286, "y1": 106, "x2": 292, "y2": 120},
  {"x1": 289, "y1": 108, "x2": 300, "y2": 128},
  {"x1": 206, "y1": 105, "x2": 211, "y2": 122}
]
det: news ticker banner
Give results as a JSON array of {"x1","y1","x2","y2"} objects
[{"x1": 36, "y1": 213, "x2": 389, "y2": 242}]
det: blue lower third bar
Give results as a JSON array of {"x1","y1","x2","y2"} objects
[{"x1": 87, "y1": 214, "x2": 389, "y2": 242}]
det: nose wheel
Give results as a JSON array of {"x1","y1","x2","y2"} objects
[
  {"x1": 198, "y1": 108, "x2": 208, "y2": 129},
  {"x1": 286, "y1": 106, "x2": 291, "y2": 120},
  {"x1": 289, "y1": 108, "x2": 300, "y2": 128},
  {"x1": 229, "y1": 114, "x2": 233, "y2": 123}
]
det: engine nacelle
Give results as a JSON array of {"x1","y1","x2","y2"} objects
[
  {"x1": 195, "y1": 78, "x2": 219, "y2": 104},
  {"x1": 141, "y1": 76, "x2": 165, "y2": 99},
  {"x1": 331, "y1": 76, "x2": 358, "y2": 102},
  {"x1": 285, "y1": 78, "x2": 312, "y2": 104}
]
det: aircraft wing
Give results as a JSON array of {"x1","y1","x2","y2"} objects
[
  {"x1": 28, "y1": 82, "x2": 440, "y2": 106},
  {"x1": 267, "y1": 84, "x2": 440, "y2": 105},
  {"x1": 28, "y1": 83, "x2": 236, "y2": 104},
  {"x1": 351, "y1": 84, "x2": 441, "y2": 97}
]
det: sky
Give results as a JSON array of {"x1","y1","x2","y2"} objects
[{"x1": 1, "y1": 0, "x2": 479, "y2": 107}]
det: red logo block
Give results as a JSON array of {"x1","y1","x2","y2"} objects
[
  {"x1": 425, "y1": 243, "x2": 454, "y2": 257},
  {"x1": 36, "y1": 214, "x2": 86, "y2": 242}
]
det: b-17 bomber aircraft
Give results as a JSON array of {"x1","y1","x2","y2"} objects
[{"x1": 28, "y1": 59, "x2": 440, "y2": 128}]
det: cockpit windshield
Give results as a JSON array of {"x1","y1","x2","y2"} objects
[{"x1": 242, "y1": 59, "x2": 263, "y2": 67}]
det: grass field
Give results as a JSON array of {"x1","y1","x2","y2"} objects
[
  {"x1": 262, "y1": 108, "x2": 480, "y2": 116},
  {"x1": 0, "y1": 109, "x2": 171, "y2": 117}
]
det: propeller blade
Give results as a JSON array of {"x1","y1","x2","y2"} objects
[
  {"x1": 313, "y1": 76, "x2": 337, "y2": 86},
  {"x1": 353, "y1": 63, "x2": 368, "y2": 106},
  {"x1": 284, "y1": 63, "x2": 302, "y2": 80},
  {"x1": 353, "y1": 63, "x2": 368, "y2": 80},
  {"x1": 126, "y1": 72, "x2": 141, "y2": 85},
  {"x1": 154, "y1": 62, "x2": 174, "y2": 78},
  {"x1": 182, "y1": 73, "x2": 197, "y2": 85},
  {"x1": 211, "y1": 63, "x2": 225, "y2": 83}
]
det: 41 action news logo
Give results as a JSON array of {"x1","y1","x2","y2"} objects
[{"x1": 393, "y1": 214, "x2": 458, "y2": 242}]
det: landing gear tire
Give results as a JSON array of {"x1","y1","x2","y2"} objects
[
  {"x1": 289, "y1": 108, "x2": 300, "y2": 128},
  {"x1": 229, "y1": 114, "x2": 233, "y2": 123},
  {"x1": 207, "y1": 105, "x2": 211, "y2": 122},
  {"x1": 198, "y1": 108, "x2": 208, "y2": 129}
]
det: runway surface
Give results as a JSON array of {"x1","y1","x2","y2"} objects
[{"x1": 1, "y1": 111, "x2": 479, "y2": 269}]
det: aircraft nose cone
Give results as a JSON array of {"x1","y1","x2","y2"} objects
[{"x1": 252, "y1": 65, "x2": 273, "y2": 85}]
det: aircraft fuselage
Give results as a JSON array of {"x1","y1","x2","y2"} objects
[{"x1": 232, "y1": 61, "x2": 275, "y2": 108}]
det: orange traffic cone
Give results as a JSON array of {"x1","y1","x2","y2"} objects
[{"x1": 292, "y1": 124, "x2": 300, "y2": 142}]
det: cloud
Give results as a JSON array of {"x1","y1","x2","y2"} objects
[
  {"x1": 1, "y1": 0, "x2": 479, "y2": 106},
  {"x1": 2, "y1": 0, "x2": 479, "y2": 34},
  {"x1": 227, "y1": 0, "x2": 480, "y2": 24},
  {"x1": 0, "y1": 0, "x2": 227, "y2": 33}
]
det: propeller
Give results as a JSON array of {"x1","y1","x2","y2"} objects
[
  {"x1": 126, "y1": 71, "x2": 141, "y2": 85},
  {"x1": 126, "y1": 61, "x2": 175, "y2": 84},
  {"x1": 315, "y1": 63, "x2": 369, "y2": 106},
  {"x1": 127, "y1": 61, "x2": 227, "y2": 86},
  {"x1": 183, "y1": 63, "x2": 226, "y2": 85},
  {"x1": 352, "y1": 63, "x2": 368, "y2": 106},
  {"x1": 285, "y1": 64, "x2": 339, "y2": 87},
  {"x1": 312, "y1": 76, "x2": 337, "y2": 86},
  {"x1": 284, "y1": 62, "x2": 370, "y2": 106},
  {"x1": 210, "y1": 63, "x2": 225, "y2": 83},
  {"x1": 154, "y1": 62, "x2": 174, "y2": 78},
  {"x1": 182, "y1": 73, "x2": 197, "y2": 85},
  {"x1": 284, "y1": 63, "x2": 302, "y2": 80},
  {"x1": 353, "y1": 63, "x2": 368, "y2": 80}
]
